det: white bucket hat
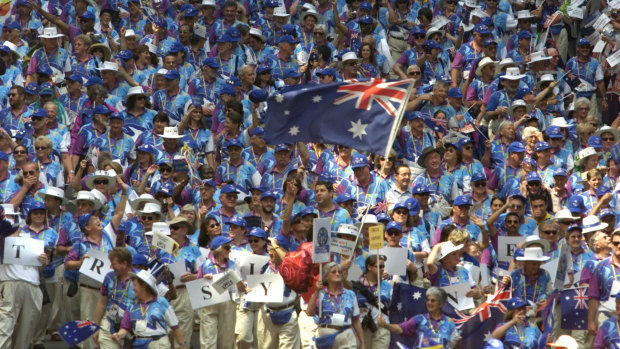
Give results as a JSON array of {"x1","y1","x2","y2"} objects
[
  {"x1": 516, "y1": 246, "x2": 550, "y2": 262},
  {"x1": 342, "y1": 52, "x2": 358, "y2": 62},
  {"x1": 501, "y1": 67, "x2": 525, "y2": 80},
  {"x1": 522, "y1": 235, "x2": 550, "y2": 253},
  {"x1": 517, "y1": 10, "x2": 533, "y2": 19},
  {"x1": 577, "y1": 147, "x2": 600, "y2": 166},
  {"x1": 131, "y1": 193, "x2": 160, "y2": 211},
  {"x1": 124, "y1": 29, "x2": 142, "y2": 39},
  {"x1": 161, "y1": 127, "x2": 184, "y2": 139},
  {"x1": 130, "y1": 269, "x2": 158, "y2": 294},
  {"x1": 528, "y1": 51, "x2": 551, "y2": 65},
  {"x1": 90, "y1": 189, "x2": 108, "y2": 209},
  {"x1": 356, "y1": 214, "x2": 378, "y2": 228},
  {"x1": 249, "y1": 27, "x2": 266, "y2": 42},
  {"x1": 476, "y1": 57, "x2": 497, "y2": 77},
  {"x1": 535, "y1": 74, "x2": 555, "y2": 89},
  {"x1": 438, "y1": 241, "x2": 464, "y2": 260},
  {"x1": 335, "y1": 224, "x2": 358, "y2": 237},
  {"x1": 496, "y1": 57, "x2": 517, "y2": 74},
  {"x1": 301, "y1": 8, "x2": 323, "y2": 24},
  {"x1": 145, "y1": 222, "x2": 171, "y2": 236},
  {"x1": 273, "y1": 7, "x2": 289, "y2": 17},
  {"x1": 1, "y1": 203, "x2": 20, "y2": 216},
  {"x1": 74, "y1": 190, "x2": 102, "y2": 211},
  {"x1": 550, "y1": 117, "x2": 570, "y2": 128},
  {"x1": 38, "y1": 186, "x2": 65, "y2": 203},
  {"x1": 508, "y1": 99, "x2": 532, "y2": 117},
  {"x1": 201, "y1": 0, "x2": 216, "y2": 7},
  {"x1": 553, "y1": 208, "x2": 578, "y2": 222},
  {"x1": 581, "y1": 215, "x2": 608, "y2": 234},
  {"x1": 125, "y1": 86, "x2": 146, "y2": 101},
  {"x1": 139, "y1": 202, "x2": 163, "y2": 218},
  {"x1": 147, "y1": 43, "x2": 158, "y2": 55},
  {"x1": 595, "y1": 125, "x2": 620, "y2": 143},
  {"x1": 96, "y1": 61, "x2": 119, "y2": 72},
  {"x1": 547, "y1": 335, "x2": 578, "y2": 349},
  {"x1": 39, "y1": 27, "x2": 64, "y2": 38},
  {"x1": 193, "y1": 23, "x2": 207, "y2": 39},
  {"x1": 85, "y1": 170, "x2": 117, "y2": 190},
  {"x1": 3, "y1": 41, "x2": 18, "y2": 54}
]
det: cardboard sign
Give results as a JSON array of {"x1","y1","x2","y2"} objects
[
  {"x1": 542, "y1": 241, "x2": 570, "y2": 290},
  {"x1": 346, "y1": 264, "x2": 364, "y2": 281},
  {"x1": 244, "y1": 274, "x2": 285, "y2": 303},
  {"x1": 186, "y1": 275, "x2": 231, "y2": 309},
  {"x1": 172, "y1": 158, "x2": 189, "y2": 173},
  {"x1": 79, "y1": 249, "x2": 112, "y2": 287},
  {"x1": 369, "y1": 226, "x2": 384, "y2": 250},
  {"x1": 593, "y1": 40, "x2": 606, "y2": 54},
  {"x1": 168, "y1": 259, "x2": 189, "y2": 287},
  {"x1": 592, "y1": 13, "x2": 611, "y2": 31},
  {"x1": 607, "y1": 50, "x2": 620, "y2": 69},
  {"x1": 379, "y1": 247, "x2": 408, "y2": 276},
  {"x1": 229, "y1": 250, "x2": 250, "y2": 265},
  {"x1": 152, "y1": 231, "x2": 176, "y2": 254},
  {"x1": 238, "y1": 254, "x2": 270, "y2": 279},
  {"x1": 567, "y1": 6, "x2": 584, "y2": 19},
  {"x1": 443, "y1": 282, "x2": 475, "y2": 311},
  {"x1": 312, "y1": 218, "x2": 331, "y2": 263},
  {"x1": 497, "y1": 236, "x2": 526, "y2": 263},
  {"x1": 330, "y1": 237, "x2": 356, "y2": 257},
  {"x1": 212, "y1": 270, "x2": 242, "y2": 294},
  {"x1": 3, "y1": 237, "x2": 45, "y2": 267}
]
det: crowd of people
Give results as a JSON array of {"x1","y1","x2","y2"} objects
[{"x1": 0, "y1": 0, "x2": 620, "y2": 348}]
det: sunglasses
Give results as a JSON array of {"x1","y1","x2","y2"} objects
[
  {"x1": 384, "y1": 157, "x2": 397, "y2": 162},
  {"x1": 474, "y1": 181, "x2": 487, "y2": 187},
  {"x1": 160, "y1": 167, "x2": 172, "y2": 173},
  {"x1": 394, "y1": 209, "x2": 408, "y2": 215},
  {"x1": 541, "y1": 230, "x2": 558, "y2": 235},
  {"x1": 142, "y1": 215, "x2": 157, "y2": 221},
  {"x1": 35, "y1": 146, "x2": 48, "y2": 150},
  {"x1": 345, "y1": 62, "x2": 358, "y2": 66},
  {"x1": 603, "y1": 137, "x2": 615, "y2": 141},
  {"x1": 413, "y1": 34, "x2": 425, "y2": 39},
  {"x1": 463, "y1": 145, "x2": 473, "y2": 150},
  {"x1": 23, "y1": 170, "x2": 37, "y2": 176},
  {"x1": 386, "y1": 230, "x2": 401, "y2": 236},
  {"x1": 612, "y1": 241, "x2": 620, "y2": 247},
  {"x1": 94, "y1": 179, "x2": 109, "y2": 185},
  {"x1": 14, "y1": 150, "x2": 27, "y2": 154},
  {"x1": 8, "y1": 93, "x2": 17, "y2": 97},
  {"x1": 249, "y1": 238, "x2": 262, "y2": 244},
  {"x1": 446, "y1": 0, "x2": 457, "y2": 3},
  {"x1": 209, "y1": 223, "x2": 220, "y2": 228},
  {"x1": 32, "y1": 117, "x2": 45, "y2": 121},
  {"x1": 528, "y1": 181, "x2": 541, "y2": 186},
  {"x1": 136, "y1": 96, "x2": 147, "y2": 100},
  {"x1": 408, "y1": 71, "x2": 421, "y2": 76},
  {"x1": 374, "y1": 264, "x2": 385, "y2": 269}
]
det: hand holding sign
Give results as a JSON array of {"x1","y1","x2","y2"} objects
[
  {"x1": 369, "y1": 226, "x2": 384, "y2": 250},
  {"x1": 3, "y1": 237, "x2": 45, "y2": 267},
  {"x1": 244, "y1": 274, "x2": 285, "y2": 303},
  {"x1": 79, "y1": 249, "x2": 112, "y2": 287}
]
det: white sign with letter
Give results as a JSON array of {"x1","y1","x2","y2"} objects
[
  {"x1": 244, "y1": 274, "x2": 285, "y2": 303},
  {"x1": 186, "y1": 275, "x2": 231, "y2": 309},
  {"x1": 497, "y1": 236, "x2": 525, "y2": 263},
  {"x1": 312, "y1": 218, "x2": 331, "y2": 263},
  {"x1": 79, "y1": 248, "x2": 112, "y2": 287},
  {"x1": 380, "y1": 247, "x2": 408, "y2": 276},
  {"x1": 238, "y1": 254, "x2": 270, "y2": 279},
  {"x1": 443, "y1": 282, "x2": 475, "y2": 311},
  {"x1": 3, "y1": 237, "x2": 44, "y2": 267}
]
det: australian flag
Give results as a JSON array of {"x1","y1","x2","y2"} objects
[
  {"x1": 264, "y1": 79, "x2": 415, "y2": 157},
  {"x1": 560, "y1": 286, "x2": 589, "y2": 330},
  {"x1": 59, "y1": 320, "x2": 101, "y2": 345},
  {"x1": 388, "y1": 283, "x2": 427, "y2": 349}
]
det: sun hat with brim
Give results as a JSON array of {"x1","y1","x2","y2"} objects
[
  {"x1": 85, "y1": 170, "x2": 117, "y2": 190},
  {"x1": 145, "y1": 222, "x2": 171, "y2": 236},
  {"x1": 37, "y1": 186, "x2": 65, "y2": 203},
  {"x1": 522, "y1": 235, "x2": 550, "y2": 253},
  {"x1": 553, "y1": 208, "x2": 578, "y2": 222},
  {"x1": 160, "y1": 127, "x2": 184, "y2": 139},
  {"x1": 335, "y1": 224, "x2": 358, "y2": 237},
  {"x1": 130, "y1": 270, "x2": 158, "y2": 294},
  {"x1": 475, "y1": 57, "x2": 497, "y2": 76},
  {"x1": 577, "y1": 147, "x2": 600, "y2": 166},
  {"x1": 535, "y1": 74, "x2": 555, "y2": 90},
  {"x1": 517, "y1": 10, "x2": 533, "y2": 19},
  {"x1": 502, "y1": 67, "x2": 525, "y2": 80},
  {"x1": 131, "y1": 193, "x2": 160, "y2": 210},
  {"x1": 550, "y1": 117, "x2": 570, "y2": 128},
  {"x1": 508, "y1": 99, "x2": 532, "y2": 118},
  {"x1": 167, "y1": 215, "x2": 193, "y2": 231},
  {"x1": 125, "y1": 86, "x2": 146, "y2": 101},
  {"x1": 516, "y1": 246, "x2": 550, "y2": 262},
  {"x1": 547, "y1": 335, "x2": 578, "y2": 349},
  {"x1": 341, "y1": 51, "x2": 358, "y2": 62},
  {"x1": 581, "y1": 215, "x2": 608, "y2": 234},
  {"x1": 73, "y1": 190, "x2": 102, "y2": 211},
  {"x1": 355, "y1": 214, "x2": 379, "y2": 228},
  {"x1": 595, "y1": 125, "x2": 620, "y2": 143},
  {"x1": 89, "y1": 43, "x2": 112, "y2": 62},
  {"x1": 417, "y1": 146, "x2": 445, "y2": 168},
  {"x1": 528, "y1": 51, "x2": 551, "y2": 65},
  {"x1": 124, "y1": 29, "x2": 142, "y2": 39},
  {"x1": 426, "y1": 26, "x2": 445, "y2": 39},
  {"x1": 439, "y1": 241, "x2": 464, "y2": 260},
  {"x1": 39, "y1": 27, "x2": 64, "y2": 39},
  {"x1": 301, "y1": 8, "x2": 323, "y2": 23},
  {"x1": 138, "y1": 202, "x2": 163, "y2": 218},
  {"x1": 273, "y1": 7, "x2": 289, "y2": 17}
]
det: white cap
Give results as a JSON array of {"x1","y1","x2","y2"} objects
[
  {"x1": 96, "y1": 61, "x2": 119, "y2": 72},
  {"x1": 161, "y1": 127, "x2": 184, "y2": 139},
  {"x1": 335, "y1": 224, "x2": 358, "y2": 237},
  {"x1": 341, "y1": 52, "x2": 358, "y2": 62},
  {"x1": 130, "y1": 269, "x2": 158, "y2": 294},
  {"x1": 39, "y1": 27, "x2": 64, "y2": 38}
]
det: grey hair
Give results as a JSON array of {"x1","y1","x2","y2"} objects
[
  {"x1": 575, "y1": 97, "x2": 590, "y2": 109},
  {"x1": 314, "y1": 24, "x2": 327, "y2": 33},
  {"x1": 426, "y1": 287, "x2": 448, "y2": 304},
  {"x1": 589, "y1": 231, "x2": 606, "y2": 253},
  {"x1": 433, "y1": 79, "x2": 450, "y2": 91},
  {"x1": 321, "y1": 262, "x2": 342, "y2": 284},
  {"x1": 498, "y1": 120, "x2": 513, "y2": 133},
  {"x1": 239, "y1": 64, "x2": 255, "y2": 76},
  {"x1": 540, "y1": 220, "x2": 558, "y2": 232}
]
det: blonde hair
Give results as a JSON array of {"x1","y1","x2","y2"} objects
[
  {"x1": 522, "y1": 126, "x2": 539, "y2": 140},
  {"x1": 448, "y1": 229, "x2": 470, "y2": 246},
  {"x1": 576, "y1": 122, "x2": 595, "y2": 135}
]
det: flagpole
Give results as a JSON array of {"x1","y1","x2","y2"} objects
[{"x1": 319, "y1": 263, "x2": 323, "y2": 320}]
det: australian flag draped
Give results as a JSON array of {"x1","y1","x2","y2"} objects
[
  {"x1": 264, "y1": 79, "x2": 414, "y2": 157},
  {"x1": 560, "y1": 286, "x2": 589, "y2": 330},
  {"x1": 59, "y1": 320, "x2": 101, "y2": 345},
  {"x1": 388, "y1": 284, "x2": 427, "y2": 349}
]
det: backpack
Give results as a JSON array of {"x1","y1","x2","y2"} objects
[{"x1": 279, "y1": 242, "x2": 316, "y2": 294}]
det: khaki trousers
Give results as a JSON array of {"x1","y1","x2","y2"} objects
[
  {"x1": 169, "y1": 288, "x2": 193, "y2": 349},
  {"x1": 235, "y1": 300, "x2": 261, "y2": 349},
  {"x1": 0, "y1": 280, "x2": 43, "y2": 349},
  {"x1": 80, "y1": 286, "x2": 100, "y2": 349},
  {"x1": 298, "y1": 309, "x2": 318, "y2": 349},
  {"x1": 198, "y1": 300, "x2": 236, "y2": 349},
  {"x1": 257, "y1": 306, "x2": 301, "y2": 349}
]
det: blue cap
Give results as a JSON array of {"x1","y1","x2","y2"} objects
[
  {"x1": 202, "y1": 179, "x2": 216, "y2": 188},
  {"x1": 412, "y1": 184, "x2": 431, "y2": 195},
  {"x1": 84, "y1": 76, "x2": 104, "y2": 87},
  {"x1": 553, "y1": 168, "x2": 567, "y2": 177},
  {"x1": 225, "y1": 138, "x2": 244, "y2": 149},
  {"x1": 137, "y1": 144, "x2": 156, "y2": 154},
  {"x1": 5, "y1": 21, "x2": 22, "y2": 31},
  {"x1": 211, "y1": 236, "x2": 233, "y2": 250},
  {"x1": 597, "y1": 185, "x2": 612, "y2": 197},
  {"x1": 411, "y1": 26, "x2": 426, "y2": 35},
  {"x1": 317, "y1": 172, "x2": 336, "y2": 184},
  {"x1": 66, "y1": 74, "x2": 84, "y2": 84},
  {"x1": 336, "y1": 193, "x2": 355, "y2": 203},
  {"x1": 480, "y1": 17, "x2": 494, "y2": 27},
  {"x1": 317, "y1": 67, "x2": 337, "y2": 78},
  {"x1": 132, "y1": 253, "x2": 148, "y2": 266},
  {"x1": 359, "y1": 1, "x2": 372, "y2": 10},
  {"x1": 513, "y1": 247, "x2": 525, "y2": 259},
  {"x1": 221, "y1": 184, "x2": 239, "y2": 194},
  {"x1": 359, "y1": 15, "x2": 373, "y2": 24},
  {"x1": 568, "y1": 195, "x2": 585, "y2": 213},
  {"x1": 256, "y1": 65, "x2": 271, "y2": 74},
  {"x1": 226, "y1": 27, "x2": 241, "y2": 42},
  {"x1": 32, "y1": 108, "x2": 48, "y2": 118},
  {"x1": 25, "y1": 83, "x2": 40, "y2": 95},
  {"x1": 386, "y1": 221, "x2": 402, "y2": 232},
  {"x1": 458, "y1": 137, "x2": 473, "y2": 148},
  {"x1": 523, "y1": 157, "x2": 536, "y2": 167},
  {"x1": 275, "y1": 234, "x2": 292, "y2": 251},
  {"x1": 37, "y1": 65, "x2": 53, "y2": 76},
  {"x1": 577, "y1": 37, "x2": 590, "y2": 46},
  {"x1": 588, "y1": 135, "x2": 603, "y2": 149},
  {"x1": 226, "y1": 76, "x2": 242, "y2": 87},
  {"x1": 184, "y1": 6, "x2": 198, "y2": 17},
  {"x1": 260, "y1": 190, "x2": 278, "y2": 200},
  {"x1": 405, "y1": 197, "x2": 420, "y2": 215},
  {"x1": 301, "y1": 207, "x2": 318, "y2": 217},
  {"x1": 93, "y1": 105, "x2": 111, "y2": 115},
  {"x1": 546, "y1": 126, "x2": 563, "y2": 139},
  {"x1": 167, "y1": 42, "x2": 184, "y2": 55},
  {"x1": 454, "y1": 195, "x2": 472, "y2": 206},
  {"x1": 517, "y1": 30, "x2": 531, "y2": 39},
  {"x1": 473, "y1": 24, "x2": 491, "y2": 34},
  {"x1": 351, "y1": 155, "x2": 369, "y2": 169},
  {"x1": 218, "y1": 84, "x2": 236, "y2": 97},
  {"x1": 515, "y1": 87, "x2": 533, "y2": 99},
  {"x1": 264, "y1": 0, "x2": 279, "y2": 7},
  {"x1": 393, "y1": 202, "x2": 408, "y2": 212},
  {"x1": 507, "y1": 141, "x2": 526, "y2": 153},
  {"x1": 27, "y1": 201, "x2": 46, "y2": 216},
  {"x1": 226, "y1": 215, "x2": 247, "y2": 227},
  {"x1": 163, "y1": 70, "x2": 180, "y2": 80},
  {"x1": 281, "y1": 24, "x2": 297, "y2": 36},
  {"x1": 0, "y1": 151, "x2": 8, "y2": 162},
  {"x1": 567, "y1": 223, "x2": 582, "y2": 233},
  {"x1": 248, "y1": 227, "x2": 267, "y2": 239},
  {"x1": 115, "y1": 50, "x2": 134, "y2": 61},
  {"x1": 599, "y1": 208, "x2": 615, "y2": 219},
  {"x1": 217, "y1": 33, "x2": 233, "y2": 43},
  {"x1": 406, "y1": 111, "x2": 426, "y2": 121},
  {"x1": 78, "y1": 213, "x2": 93, "y2": 232},
  {"x1": 274, "y1": 144, "x2": 289, "y2": 152},
  {"x1": 526, "y1": 171, "x2": 542, "y2": 183},
  {"x1": 203, "y1": 57, "x2": 220, "y2": 69},
  {"x1": 506, "y1": 297, "x2": 527, "y2": 310},
  {"x1": 249, "y1": 89, "x2": 268, "y2": 103},
  {"x1": 157, "y1": 182, "x2": 174, "y2": 196},
  {"x1": 190, "y1": 95, "x2": 204, "y2": 108},
  {"x1": 250, "y1": 127, "x2": 265, "y2": 137},
  {"x1": 424, "y1": 39, "x2": 441, "y2": 50},
  {"x1": 79, "y1": 11, "x2": 96, "y2": 20},
  {"x1": 534, "y1": 141, "x2": 551, "y2": 152},
  {"x1": 482, "y1": 38, "x2": 497, "y2": 47},
  {"x1": 471, "y1": 172, "x2": 487, "y2": 182},
  {"x1": 377, "y1": 212, "x2": 390, "y2": 222},
  {"x1": 278, "y1": 35, "x2": 296, "y2": 44},
  {"x1": 283, "y1": 68, "x2": 301, "y2": 79},
  {"x1": 109, "y1": 112, "x2": 124, "y2": 121}
]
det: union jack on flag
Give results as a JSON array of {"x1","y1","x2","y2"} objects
[
  {"x1": 334, "y1": 79, "x2": 410, "y2": 117},
  {"x1": 561, "y1": 286, "x2": 589, "y2": 330}
]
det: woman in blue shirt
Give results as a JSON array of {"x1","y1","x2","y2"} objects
[
  {"x1": 492, "y1": 297, "x2": 542, "y2": 349},
  {"x1": 355, "y1": 255, "x2": 392, "y2": 349}
]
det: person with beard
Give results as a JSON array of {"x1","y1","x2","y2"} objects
[
  {"x1": 253, "y1": 190, "x2": 282, "y2": 237},
  {"x1": 484, "y1": 67, "x2": 524, "y2": 132}
]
